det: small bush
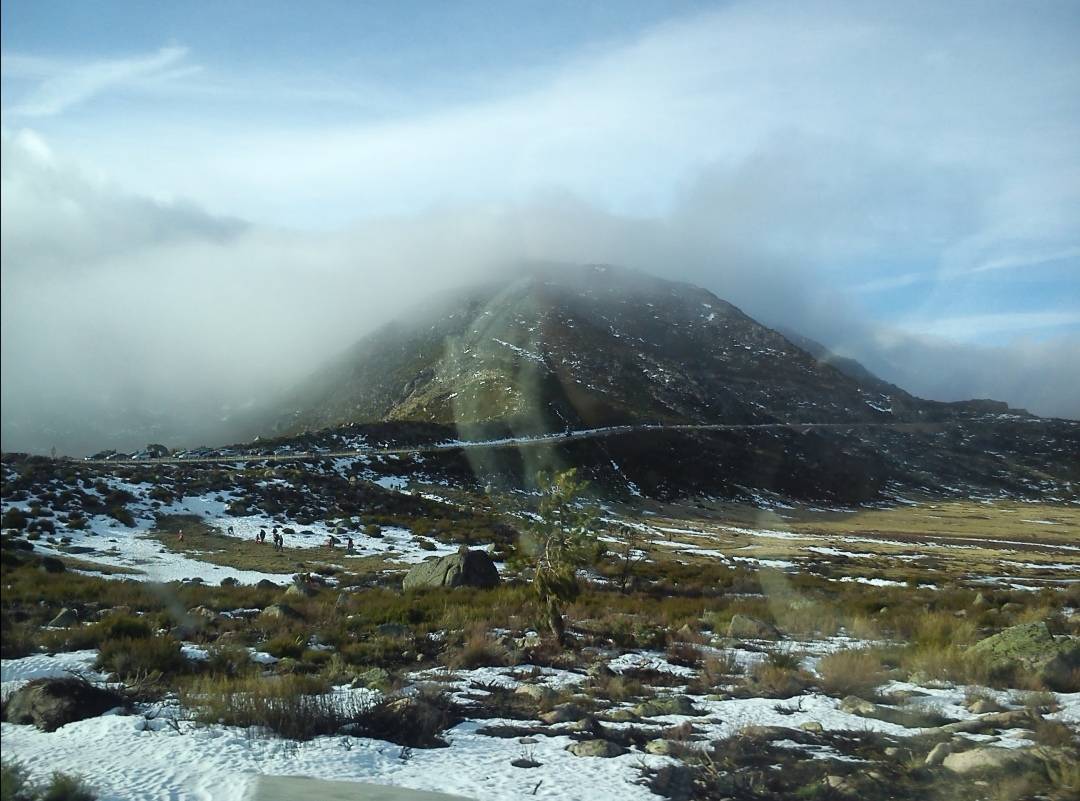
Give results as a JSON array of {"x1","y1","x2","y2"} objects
[
  {"x1": 746, "y1": 662, "x2": 811, "y2": 698},
  {"x1": 0, "y1": 760, "x2": 96, "y2": 801},
  {"x1": 348, "y1": 690, "x2": 461, "y2": 748},
  {"x1": 816, "y1": 650, "x2": 887, "y2": 698},
  {"x1": 181, "y1": 674, "x2": 350, "y2": 740},
  {"x1": 445, "y1": 628, "x2": 510, "y2": 670},
  {"x1": 96, "y1": 636, "x2": 186, "y2": 679},
  {"x1": 262, "y1": 634, "x2": 305, "y2": 660}
]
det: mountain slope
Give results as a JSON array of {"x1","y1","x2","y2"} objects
[{"x1": 269, "y1": 265, "x2": 936, "y2": 437}]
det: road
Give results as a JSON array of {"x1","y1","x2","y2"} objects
[{"x1": 80, "y1": 421, "x2": 946, "y2": 467}]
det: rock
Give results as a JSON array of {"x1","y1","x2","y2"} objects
[
  {"x1": 220, "y1": 577, "x2": 239, "y2": 587},
  {"x1": 966, "y1": 623, "x2": 1079, "y2": 691},
  {"x1": 567, "y1": 739, "x2": 627, "y2": 758},
  {"x1": 540, "y1": 703, "x2": 585, "y2": 724},
  {"x1": 967, "y1": 698, "x2": 1005, "y2": 715},
  {"x1": 604, "y1": 708, "x2": 640, "y2": 722},
  {"x1": 934, "y1": 708, "x2": 1037, "y2": 735},
  {"x1": 39, "y1": 556, "x2": 65, "y2": 573},
  {"x1": 3, "y1": 677, "x2": 126, "y2": 732},
  {"x1": 188, "y1": 605, "x2": 218, "y2": 621},
  {"x1": 972, "y1": 592, "x2": 989, "y2": 608},
  {"x1": 839, "y1": 696, "x2": 881, "y2": 717},
  {"x1": 47, "y1": 608, "x2": 78, "y2": 627},
  {"x1": 587, "y1": 661, "x2": 616, "y2": 680},
  {"x1": 645, "y1": 738, "x2": 678, "y2": 755},
  {"x1": 942, "y1": 746, "x2": 1036, "y2": 775},
  {"x1": 259, "y1": 603, "x2": 302, "y2": 622},
  {"x1": 402, "y1": 549, "x2": 500, "y2": 590},
  {"x1": 633, "y1": 695, "x2": 700, "y2": 718},
  {"x1": 740, "y1": 725, "x2": 801, "y2": 740},
  {"x1": 351, "y1": 667, "x2": 391, "y2": 690},
  {"x1": 376, "y1": 623, "x2": 409, "y2": 638},
  {"x1": 800, "y1": 721, "x2": 824, "y2": 733},
  {"x1": 285, "y1": 580, "x2": 319, "y2": 598},
  {"x1": 256, "y1": 579, "x2": 281, "y2": 590},
  {"x1": 725, "y1": 614, "x2": 780, "y2": 640},
  {"x1": 925, "y1": 742, "x2": 952, "y2": 767},
  {"x1": 515, "y1": 684, "x2": 556, "y2": 703},
  {"x1": 517, "y1": 632, "x2": 543, "y2": 649}
]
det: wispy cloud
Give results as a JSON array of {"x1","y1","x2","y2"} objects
[
  {"x1": 2, "y1": 45, "x2": 190, "y2": 117},
  {"x1": 898, "y1": 312, "x2": 1080, "y2": 342}
]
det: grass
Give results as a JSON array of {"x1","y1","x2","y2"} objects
[
  {"x1": 1, "y1": 760, "x2": 96, "y2": 801},
  {"x1": 816, "y1": 649, "x2": 887, "y2": 698}
]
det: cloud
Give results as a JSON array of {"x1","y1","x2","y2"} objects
[{"x1": 2, "y1": 46, "x2": 191, "y2": 118}]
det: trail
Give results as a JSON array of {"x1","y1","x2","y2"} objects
[{"x1": 80, "y1": 421, "x2": 946, "y2": 467}]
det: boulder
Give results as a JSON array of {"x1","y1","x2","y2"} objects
[
  {"x1": 540, "y1": 703, "x2": 585, "y2": 724},
  {"x1": 645, "y1": 738, "x2": 678, "y2": 755},
  {"x1": 966, "y1": 623, "x2": 1079, "y2": 691},
  {"x1": 924, "y1": 742, "x2": 952, "y2": 767},
  {"x1": 220, "y1": 577, "x2": 239, "y2": 587},
  {"x1": 726, "y1": 614, "x2": 780, "y2": 640},
  {"x1": 567, "y1": 739, "x2": 627, "y2": 758},
  {"x1": 39, "y1": 556, "x2": 65, "y2": 573},
  {"x1": 3, "y1": 677, "x2": 126, "y2": 732},
  {"x1": 47, "y1": 608, "x2": 78, "y2": 628},
  {"x1": 633, "y1": 695, "x2": 700, "y2": 718},
  {"x1": 259, "y1": 603, "x2": 302, "y2": 622},
  {"x1": 256, "y1": 579, "x2": 281, "y2": 590},
  {"x1": 800, "y1": 721, "x2": 824, "y2": 733},
  {"x1": 942, "y1": 746, "x2": 1036, "y2": 775},
  {"x1": 402, "y1": 549, "x2": 500, "y2": 591},
  {"x1": 515, "y1": 684, "x2": 557, "y2": 704}
]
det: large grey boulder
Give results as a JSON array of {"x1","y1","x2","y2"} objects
[
  {"x1": 47, "y1": 608, "x2": 78, "y2": 627},
  {"x1": 942, "y1": 746, "x2": 1037, "y2": 775},
  {"x1": 567, "y1": 739, "x2": 627, "y2": 758},
  {"x1": 3, "y1": 677, "x2": 126, "y2": 732},
  {"x1": 403, "y1": 549, "x2": 500, "y2": 590},
  {"x1": 726, "y1": 614, "x2": 780, "y2": 640},
  {"x1": 966, "y1": 622, "x2": 1079, "y2": 691}
]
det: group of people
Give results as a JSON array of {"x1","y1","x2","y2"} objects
[
  {"x1": 324, "y1": 534, "x2": 356, "y2": 551},
  {"x1": 255, "y1": 527, "x2": 285, "y2": 551}
]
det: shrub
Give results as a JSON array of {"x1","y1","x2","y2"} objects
[
  {"x1": 746, "y1": 661, "x2": 811, "y2": 698},
  {"x1": 0, "y1": 760, "x2": 96, "y2": 801},
  {"x1": 445, "y1": 628, "x2": 510, "y2": 670},
  {"x1": 261, "y1": 634, "x2": 305, "y2": 660},
  {"x1": 348, "y1": 689, "x2": 461, "y2": 748},
  {"x1": 181, "y1": 674, "x2": 351, "y2": 740},
  {"x1": 96, "y1": 636, "x2": 186, "y2": 679},
  {"x1": 816, "y1": 649, "x2": 887, "y2": 698}
]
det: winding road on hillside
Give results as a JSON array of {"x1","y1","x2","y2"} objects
[{"x1": 79, "y1": 420, "x2": 959, "y2": 466}]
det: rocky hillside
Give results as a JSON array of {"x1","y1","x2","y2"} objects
[{"x1": 268, "y1": 265, "x2": 975, "y2": 438}]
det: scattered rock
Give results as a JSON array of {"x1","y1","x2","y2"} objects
[
  {"x1": 259, "y1": 603, "x2": 302, "y2": 622},
  {"x1": 402, "y1": 549, "x2": 500, "y2": 590},
  {"x1": 540, "y1": 703, "x2": 585, "y2": 724},
  {"x1": 967, "y1": 698, "x2": 1005, "y2": 715},
  {"x1": 3, "y1": 678, "x2": 127, "y2": 732},
  {"x1": 351, "y1": 667, "x2": 391, "y2": 690},
  {"x1": 46, "y1": 608, "x2": 78, "y2": 627},
  {"x1": 800, "y1": 721, "x2": 824, "y2": 733},
  {"x1": 726, "y1": 614, "x2": 780, "y2": 640},
  {"x1": 567, "y1": 739, "x2": 627, "y2": 758},
  {"x1": 515, "y1": 684, "x2": 556, "y2": 703},
  {"x1": 966, "y1": 622, "x2": 1079, "y2": 691},
  {"x1": 645, "y1": 738, "x2": 678, "y2": 755},
  {"x1": 942, "y1": 746, "x2": 1036, "y2": 775},
  {"x1": 39, "y1": 556, "x2": 65, "y2": 574},
  {"x1": 634, "y1": 695, "x2": 700, "y2": 718},
  {"x1": 924, "y1": 742, "x2": 952, "y2": 767}
]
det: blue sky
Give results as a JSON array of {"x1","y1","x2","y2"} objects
[{"x1": 2, "y1": 0, "x2": 1079, "y2": 421}]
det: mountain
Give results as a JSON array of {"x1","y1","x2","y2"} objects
[{"x1": 269, "y1": 264, "x2": 949, "y2": 438}]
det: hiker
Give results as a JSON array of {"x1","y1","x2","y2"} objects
[
  {"x1": 177, "y1": 529, "x2": 184, "y2": 542},
  {"x1": 258, "y1": 528, "x2": 266, "y2": 543},
  {"x1": 274, "y1": 531, "x2": 283, "y2": 551},
  {"x1": 227, "y1": 526, "x2": 234, "y2": 537},
  {"x1": 325, "y1": 535, "x2": 337, "y2": 548},
  {"x1": 346, "y1": 536, "x2": 355, "y2": 551}
]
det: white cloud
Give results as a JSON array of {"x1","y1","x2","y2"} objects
[{"x1": 2, "y1": 46, "x2": 190, "y2": 117}]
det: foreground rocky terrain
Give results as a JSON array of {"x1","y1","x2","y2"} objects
[{"x1": 1, "y1": 444, "x2": 1077, "y2": 800}]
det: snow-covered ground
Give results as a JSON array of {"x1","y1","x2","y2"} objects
[{"x1": 5, "y1": 648, "x2": 1076, "y2": 801}]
